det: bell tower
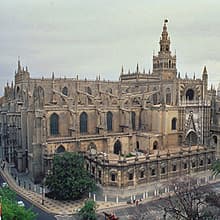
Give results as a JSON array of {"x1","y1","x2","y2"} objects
[{"x1": 153, "y1": 20, "x2": 177, "y2": 80}]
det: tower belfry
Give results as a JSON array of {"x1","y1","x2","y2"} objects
[
  {"x1": 159, "y1": 19, "x2": 170, "y2": 54},
  {"x1": 152, "y1": 19, "x2": 177, "y2": 80}
]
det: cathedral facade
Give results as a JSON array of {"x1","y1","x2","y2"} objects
[{"x1": 0, "y1": 21, "x2": 216, "y2": 186}]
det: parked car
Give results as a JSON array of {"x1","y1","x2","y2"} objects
[
  {"x1": 17, "y1": 200, "x2": 25, "y2": 207},
  {"x1": 2, "y1": 182, "x2": 8, "y2": 187}
]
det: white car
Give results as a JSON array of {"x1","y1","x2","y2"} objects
[
  {"x1": 2, "y1": 182, "x2": 8, "y2": 187},
  {"x1": 17, "y1": 200, "x2": 25, "y2": 207}
]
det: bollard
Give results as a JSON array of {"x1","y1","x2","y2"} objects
[
  {"x1": 116, "y1": 195, "x2": 118, "y2": 204},
  {"x1": 143, "y1": 192, "x2": 145, "y2": 199},
  {"x1": 104, "y1": 194, "x2": 107, "y2": 202},
  {"x1": 93, "y1": 193, "x2": 96, "y2": 202},
  {"x1": 89, "y1": 192, "x2": 91, "y2": 198},
  {"x1": 145, "y1": 191, "x2": 148, "y2": 198}
]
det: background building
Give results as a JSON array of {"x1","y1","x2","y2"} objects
[{"x1": 0, "y1": 21, "x2": 216, "y2": 185}]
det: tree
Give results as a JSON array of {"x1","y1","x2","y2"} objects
[
  {"x1": 212, "y1": 159, "x2": 220, "y2": 176},
  {"x1": 162, "y1": 177, "x2": 220, "y2": 220},
  {"x1": 78, "y1": 200, "x2": 97, "y2": 220},
  {"x1": 0, "y1": 187, "x2": 37, "y2": 220},
  {"x1": 45, "y1": 152, "x2": 96, "y2": 200}
]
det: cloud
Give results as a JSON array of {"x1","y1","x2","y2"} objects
[{"x1": 0, "y1": 0, "x2": 220, "y2": 94}]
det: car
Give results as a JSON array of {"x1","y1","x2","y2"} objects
[
  {"x1": 17, "y1": 200, "x2": 25, "y2": 207},
  {"x1": 2, "y1": 182, "x2": 8, "y2": 187}
]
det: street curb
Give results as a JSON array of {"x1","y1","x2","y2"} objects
[{"x1": 0, "y1": 169, "x2": 59, "y2": 215}]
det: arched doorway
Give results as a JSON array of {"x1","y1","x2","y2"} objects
[
  {"x1": 114, "y1": 140, "x2": 122, "y2": 155},
  {"x1": 186, "y1": 130, "x2": 197, "y2": 146}
]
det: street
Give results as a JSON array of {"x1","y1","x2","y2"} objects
[{"x1": 0, "y1": 173, "x2": 56, "y2": 220}]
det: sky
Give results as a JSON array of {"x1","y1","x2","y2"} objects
[{"x1": 1, "y1": 0, "x2": 220, "y2": 95}]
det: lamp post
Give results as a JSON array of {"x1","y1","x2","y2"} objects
[{"x1": 41, "y1": 178, "x2": 45, "y2": 205}]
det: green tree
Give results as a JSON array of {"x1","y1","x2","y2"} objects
[
  {"x1": 0, "y1": 187, "x2": 37, "y2": 220},
  {"x1": 78, "y1": 200, "x2": 97, "y2": 220},
  {"x1": 45, "y1": 152, "x2": 96, "y2": 200},
  {"x1": 212, "y1": 159, "x2": 220, "y2": 176}
]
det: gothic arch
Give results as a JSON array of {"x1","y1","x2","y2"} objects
[
  {"x1": 186, "y1": 89, "x2": 195, "y2": 101},
  {"x1": 171, "y1": 118, "x2": 177, "y2": 130},
  {"x1": 56, "y1": 145, "x2": 65, "y2": 153},
  {"x1": 80, "y1": 112, "x2": 88, "y2": 133},
  {"x1": 186, "y1": 130, "x2": 197, "y2": 146},
  {"x1": 153, "y1": 141, "x2": 158, "y2": 150},
  {"x1": 114, "y1": 140, "x2": 122, "y2": 155},
  {"x1": 50, "y1": 113, "x2": 59, "y2": 135},
  {"x1": 107, "y1": 111, "x2": 113, "y2": 132},
  {"x1": 165, "y1": 88, "x2": 171, "y2": 105}
]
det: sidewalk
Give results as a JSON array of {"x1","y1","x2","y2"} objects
[{"x1": 0, "y1": 163, "x2": 220, "y2": 215}]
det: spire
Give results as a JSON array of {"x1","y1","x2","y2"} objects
[
  {"x1": 159, "y1": 19, "x2": 170, "y2": 53},
  {"x1": 203, "y1": 66, "x2": 207, "y2": 75},
  {"x1": 121, "y1": 65, "x2": 124, "y2": 75},
  {"x1": 136, "y1": 63, "x2": 139, "y2": 73},
  {"x1": 18, "y1": 57, "x2": 21, "y2": 72}
]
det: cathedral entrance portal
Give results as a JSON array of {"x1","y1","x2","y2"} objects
[
  {"x1": 114, "y1": 140, "x2": 122, "y2": 155},
  {"x1": 186, "y1": 130, "x2": 197, "y2": 146}
]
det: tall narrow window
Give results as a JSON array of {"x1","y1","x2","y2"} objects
[
  {"x1": 171, "y1": 118, "x2": 177, "y2": 130},
  {"x1": 153, "y1": 94, "x2": 157, "y2": 105},
  {"x1": 186, "y1": 89, "x2": 194, "y2": 101},
  {"x1": 62, "y1": 87, "x2": 68, "y2": 96},
  {"x1": 131, "y1": 112, "x2": 136, "y2": 130},
  {"x1": 153, "y1": 141, "x2": 158, "y2": 150},
  {"x1": 166, "y1": 88, "x2": 171, "y2": 105},
  {"x1": 50, "y1": 113, "x2": 59, "y2": 135},
  {"x1": 80, "y1": 112, "x2": 88, "y2": 133},
  {"x1": 107, "y1": 111, "x2": 113, "y2": 131}
]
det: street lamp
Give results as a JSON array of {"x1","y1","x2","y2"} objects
[{"x1": 41, "y1": 178, "x2": 45, "y2": 205}]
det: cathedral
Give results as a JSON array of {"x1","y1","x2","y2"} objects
[{"x1": 0, "y1": 21, "x2": 217, "y2": 186}]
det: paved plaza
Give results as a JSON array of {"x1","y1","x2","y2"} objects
[{"x1": 0, "y1": 162, "x2": 219, "y2": 219}]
